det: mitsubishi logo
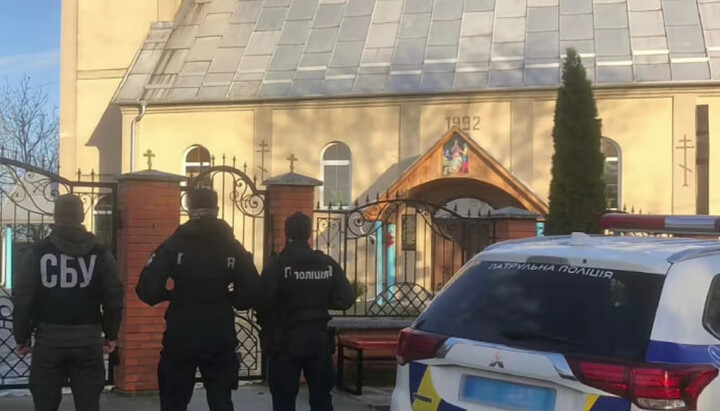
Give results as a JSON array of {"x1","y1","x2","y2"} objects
[{"x1": 489, "y1": 353, "x2": 505, "y2": 369}]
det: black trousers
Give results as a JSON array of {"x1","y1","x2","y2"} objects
[
  {"x1": 157, "y1": 348, "x2": 240, "y2": 411},
  {"x1": 29, "y1": 341, "x2": 105, "y2": 411},
  {"x1": 267, "y1": 327, "x2": 335, "y2": 411}
]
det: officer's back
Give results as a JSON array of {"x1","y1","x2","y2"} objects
[
  {"x1": 12, "y1": 194, "x2": 124, "y2": 411},
  {"x1": 137, "y1": 197, "x2": 258, "y2": 353},
  {"x1": 166, "y1": 217, "x2": 242, "y2": 350},
  {"x1": 261, "y1": 212, "x2": 354, "y2": 411},
  {"x1": 136, "y1": 188, "x2": 259, "y2": 411},
  {"x1": 270, "y1": 240, "x2": 348, "y2": 326}
]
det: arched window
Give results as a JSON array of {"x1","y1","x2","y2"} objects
[
  {"x1": 601, "y1": 138, "x2": 621, "y2": 210},
  {"x1": 184, "y1": 145, "x2": 212, "y2": 188},
  {"x1": 94, "y1": 196, "x2": 113, "y2": 248},
  {"x1": 184, "y1": 145, "x2": 211, "y2": 178},
  {"x1": 321, "y1": 142, "x2": 352, "y2": 207}
]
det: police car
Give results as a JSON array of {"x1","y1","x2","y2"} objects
[{"x1": 391, "y1": 216, "x2": 720, "y2": 411}]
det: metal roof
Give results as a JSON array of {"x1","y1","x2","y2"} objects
[{"x1": 114, "y1": 0, "x2": 720, "y2": 104}]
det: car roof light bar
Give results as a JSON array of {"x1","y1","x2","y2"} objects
[{"x1": 601, "y1": 213, "x2": 720, "y2": 235}]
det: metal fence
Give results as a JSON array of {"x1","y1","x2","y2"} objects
[
  {"x1": 313, "y1": 197, "x2": 497, "y2": 317},
  {"x1": 0, "y1": 158, "x2": 117, "y2": 390}
]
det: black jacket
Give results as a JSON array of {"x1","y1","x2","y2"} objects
[
  {"x1": 12, "y1": 225, "x2": 125, "y2": 346},
  {"x1": 136, "y1": 218, "x2": 260, "y2": 352},
  {"x1": 259, "y1": 241, "x2": 354, "y2": 329}
]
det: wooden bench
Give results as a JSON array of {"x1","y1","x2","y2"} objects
[
  {"x1": 333, "y1": 283, "x2": 434, "y2": 395},
  {"x1": 337, "y1": 332, "x2": 399, "y2": 395}
]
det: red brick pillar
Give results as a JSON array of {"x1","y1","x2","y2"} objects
[
  {"x1": 115, "y1": 170, "x2": 185, "y2": 393},
  {"x1": 264, "y1": 172, "x2": 322, "y2": 255},
  {"x1": 492, "y1": 210, "x2": 540, "y2": 242}
]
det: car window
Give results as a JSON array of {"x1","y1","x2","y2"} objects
[
  {"x1": 415, "y1": 261, "x2": 666, "y2": 361},
  {"x1": 703, "y1": 275, "x2": 720, "y2": 339}
]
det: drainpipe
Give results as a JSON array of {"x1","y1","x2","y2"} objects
[{"x1": 130, "y1": 101, "x2": 147, "y2": 172}]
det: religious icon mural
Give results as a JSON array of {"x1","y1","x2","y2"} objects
[{"x1": 443, "y1": 136, "x2": 470, "y2": 175}]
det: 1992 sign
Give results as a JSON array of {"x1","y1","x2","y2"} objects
[{"x1": 446, "y1": 116, "x2": 480, "y2": 131}]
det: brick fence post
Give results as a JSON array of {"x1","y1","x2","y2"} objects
[
  {"x1": 114, "y1": 170, "x2": 184, "y2": 393},
  {"x1": 490, "y1": 208, "x2": 540, "y2": 242},
  {"x1": 264, "y1": 171, "x2": 322, "y2": 257}
]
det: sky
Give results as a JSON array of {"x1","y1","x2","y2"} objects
[{"x1": 0, "y1": 0, "x2": 61, "y2": 109}]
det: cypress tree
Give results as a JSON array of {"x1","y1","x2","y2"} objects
[{"x1": 545, "y1": 48, "x2": 606, "y2": 235}]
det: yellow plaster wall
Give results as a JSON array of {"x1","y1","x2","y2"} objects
[
  {"x1": 533, "y1": 97, "x2": 673, "y2": 214},
  {"x1": 74, "y1": 79, "x2": 124, "y2": 178},
  {"x1": 271, "y1": 106, "x2": 401, "y2": 203},
  {"x1": 419, "y1": 102, "x2": 512, "y2": 169},
  {"x1": 62, "y1": 0, "x2": 183, "y2": 179},
  {"x1": 671, "y1": 95, "x2": 698, "y2": 214},
  {"x1": 159, "y1": 0, "x2": 183, "y2": 21},
  {"x1": 138, "y1": 109, "x2": 259, "y2": 264},
  {"x1": 531, "y1": 100, "x2": 555, "y2": 201},
  {"x1": 137, "y1": 110, "x2": 255, "y2": 175},
  {"x1": 597, "y1": 97, "x2": 673, "y2": 214},
  {"x1": 77, "y1": 1, "x2": 164, "y2": 72}
]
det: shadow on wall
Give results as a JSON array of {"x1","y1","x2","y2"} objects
[{"x1": 85, "y1": 104, "x2": 123, "y2": 180}]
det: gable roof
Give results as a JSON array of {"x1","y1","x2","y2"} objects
[
  {"x1": 114, "y1": 0, "x2": 720, "y2": 104},
  {"x1": 382, "y1": 127, "x2": 549, "y2": 215}
]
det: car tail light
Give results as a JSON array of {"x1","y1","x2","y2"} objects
[
  {"x1": 568, "y1": 357, "x2": 718, "y2": 410},
  {"x1": 396, "y1": 328, "x2": 448, "y2": 366}
]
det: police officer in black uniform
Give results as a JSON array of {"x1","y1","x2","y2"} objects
[
  {"x1": 136, "y1": 188, "x2": 260, "y2": 411},
  {"x1": 260, "y1": 212, "x2": 354, "y2": 411},
  {"x1": 12, "y1": 194, "x2": 125, "y2": 411}
]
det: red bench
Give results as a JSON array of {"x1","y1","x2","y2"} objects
[{"x1": 337, "y1": 332, "x2": 399, "y2": 395}]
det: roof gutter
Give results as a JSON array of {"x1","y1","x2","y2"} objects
[{"x1": 130, "y1": 101, "x2": 147, "y2": 172}]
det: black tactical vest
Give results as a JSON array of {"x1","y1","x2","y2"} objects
[
  {"x1": 33, "y1": 239, "x2": 106, "y2": 326},
  {"x1": 275, "y1": 246, "x2": 336, "y2": 324}
]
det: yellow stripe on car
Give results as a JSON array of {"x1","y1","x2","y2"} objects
[
  {"x1": 412, "y1": 368, "x2": 442, "y2": 411},
  {"x1": 583, "y1": 394, "x2": 599, "y2": 411}
]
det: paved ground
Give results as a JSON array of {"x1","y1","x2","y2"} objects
[{"x1": 0, "y1": 383, "x2": 389, "y2": 410}]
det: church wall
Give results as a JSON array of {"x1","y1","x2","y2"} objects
[
  {"x1": 532, "y1": 96, "x2": 674, "y2": 214},
  {"x1": 671, "y1": 94, "x2": 699, "y2": 215},
  {"x1": 75, "y1": 79, "x2": 124, "y2": 179},
  {"x1": 61, "y1": 0, "x2": 183, "y2": 179},
  {"x1": 419, "y1": 101, "x2": 513, "y2": 171},
  {"x1": 531, "y1": 99, "x2": 554, "y2": 202},
  {"x1": 138, "y1": 108, "x2": 260, "y2": 264},
  {"x1": 76, "y1": 1, "x2": 160, "y2": 72},
  {"x1": 137, "y1": 109, "x2": 255, "y2": 175},
  {"x1": 510, "y1": 99, "x2": 535, "y2": 184},
  {"x1": 696, "y1": 96, "x2": 720, "y2": 215},
  {"x1": 596, "y1": 97, "x2": 673, "y2": 214},
  {"x1": 271, "y1": 105, "x2": 401, "y2": 204}
]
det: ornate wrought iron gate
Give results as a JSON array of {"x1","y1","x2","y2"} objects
[
  {"x1": 313, "y1": 197, "x2": 497, "y2": 317},
  {"x1": 183, "y1": 162, "x2": 266, "y2": 381},
  {"x1": 0, "y1": 158, "x2": 118, "y2": 390}
]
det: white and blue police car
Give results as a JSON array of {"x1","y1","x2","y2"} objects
[{"x1": 391, "y1": 221, "x2": 720, "y2": 411}]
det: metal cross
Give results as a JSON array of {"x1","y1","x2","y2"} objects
[
  {"x1": 256, "y1": 140, "x2": 270, "y2": 181},
  {"x1": 144, "y1": 149, "x2": 156, "y2": 170},
  {"x1": 676, "y1": 135, "x2": 695, "y2": 187},
  {"x1": 287, "y1": 154, "x2": 298, "y2": 173}
]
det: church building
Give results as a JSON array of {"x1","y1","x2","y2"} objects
[{"x1": 60, "y1": 0, "x2": 720, "y2": 226}]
